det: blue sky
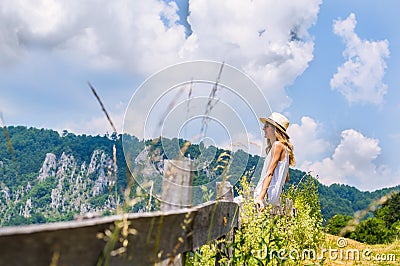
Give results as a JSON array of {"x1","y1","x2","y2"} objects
[{"x1": 0, "y1": 0, "x2": 399, "y2": 191}]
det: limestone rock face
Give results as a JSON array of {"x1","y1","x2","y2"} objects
[
  {"x1": 56, "y1": 152, "x2": 76, "y2": 180},
  {"x1": 135, "y1": 146, "x2": 163, "y2": 177},
  {"x1": 89, "y1": 150, "x2": 115, "y2": 196},
  {"x1": 38, "y1": 153, "x2": 57, "y2": 182},
  {"x1": 0, "y1": 149, "x2": 118, "y2": 224}
]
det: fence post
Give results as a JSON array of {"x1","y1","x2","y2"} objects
[
  {"x1": 215, "y1": 181, "x2": 235, "y2": 266},
  {"x1": 159, "y1": 159, "x2": 193, "y2": 265},
  {"x1": 216, "y1": 181, "x2": 234, "y2": 201},
  {"x1": 160, "y1": 159, "x2": 193, "y2": 211}
]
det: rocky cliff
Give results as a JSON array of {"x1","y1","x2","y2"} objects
[{"x1": 0, "y1": 149, "x2": 117, "y2": 225}]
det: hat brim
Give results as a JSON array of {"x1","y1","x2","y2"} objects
[{"x1": 259, "y1": 117, "x2": 289, "y2": 139}]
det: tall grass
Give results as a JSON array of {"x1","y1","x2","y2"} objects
[{"x1": 187, "y1": 173, "x2": 325, "y2": 265}]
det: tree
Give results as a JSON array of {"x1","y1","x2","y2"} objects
[
  {"x1": 325, "y1": 214, "x2": 353, "y2": 237},
  {"x1": 375, "y1": 192, "x2": 400, "y2": 227},
  {"x1": 350, "y1": 217, "x2": 393, "y2": 244}
]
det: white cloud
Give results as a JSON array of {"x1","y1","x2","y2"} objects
[
  {"x1": 221, "y1": 132, "x2": 264, "y2": 156},
  {"x1": 302, "y1": 129, "x2": 398, "y2": 191},
  {"x1": 0, "y1": 0, "x2": 186, "y2": 72},
  {"x1": 287, "y1": 116, "x2": 331, "y2": 168},
  {"x1": 0, "y1": 0, "x2": 322, "y2": 112},
  {"x1": 330, "y1": 13, "x2": 390, "y2": 105},
  {"x1": 185, "y1": 0, "x2": 321, "y2": 110},
  {"x1": 56, "y1": 112, "x2": 125, "y2": 136}
]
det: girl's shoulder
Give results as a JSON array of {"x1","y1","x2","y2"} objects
[
  {"x1": 272, "y1": 140, "x2": 285, "y2": 150},
  {"x1": 272, "y1": 141, "x2": 287, "y2": 161}
]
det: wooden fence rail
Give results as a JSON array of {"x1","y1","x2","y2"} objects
[{"x1": 0, "y1": 200, "x2": 238, "y2": 266}]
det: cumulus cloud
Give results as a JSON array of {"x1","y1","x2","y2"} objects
[
  {"x1": 330, "y1": 13, "x2": 390, "y2": 105},
  {"x1": 302, "y1": 129, "x2": 396, "y2": 191},
  {"x1": 0, "y1": 0, "x2": 186, "y2": 71},
  {"x1": 287, "y1": 116, "x2": 332, "y2": 168},
  {"x1": 0, "y1": 0, "x2": 322, "y2": 112},
  {"x1": 185, "y1": 0, "x2": 321, "y2": 110}
]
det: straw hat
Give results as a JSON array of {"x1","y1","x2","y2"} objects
[{"x1": 259, "y1": 112, "x2": 290, "y2": 138}]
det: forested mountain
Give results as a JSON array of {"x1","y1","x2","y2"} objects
[
  {"x1": 284, "y1": 169, "x2": 399, "y2": 222},
  {"x1": 0, "y1": 126, "x2": 398, "y2": 226},
  {"x1": 0, "y1": 127, "x2": 131, "y2": 226}
]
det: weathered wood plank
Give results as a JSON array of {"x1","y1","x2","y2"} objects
[
  {"x1": 216, "y1": 181, "x2": 234, "y2": 201},
  {"x1": 192, "y1": 201, "x2": 238, "y2": 250},
  {"x1": 161, "y1": 159, "x2": 194, "y2": 211},
  {"x1": 0, "y1": 201, "x2": 238, "y2": 266},
  {"x1": 159, "y1": 159, "x2": 194, "y2": 265}
]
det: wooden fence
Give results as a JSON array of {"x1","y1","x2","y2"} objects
[
  {"x1": 0, "y1": 160, "x2": 239, "y2": 266},
  {"x1": 0, "y1": 200, "x2": 238, "y2": 265}
]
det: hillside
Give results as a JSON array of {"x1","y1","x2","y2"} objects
[
  {"x1": 0, "y1": 126, "x2": 398, "y2": 226},
  {"x1": 284, "y1": 168, "x2": 400, "y2": 222}
]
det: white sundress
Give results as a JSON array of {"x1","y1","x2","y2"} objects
[{"x1": 254, "y1": 142, "x2": 289, "y2": 207}]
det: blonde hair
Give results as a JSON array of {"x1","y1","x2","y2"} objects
[{"x1": 265, "y1": 126, "x2": 295, "y2": 166}]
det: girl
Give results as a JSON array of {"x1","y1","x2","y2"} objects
[{"x1": 254, "y1": 112, "x2": 295, "y2": 210}]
